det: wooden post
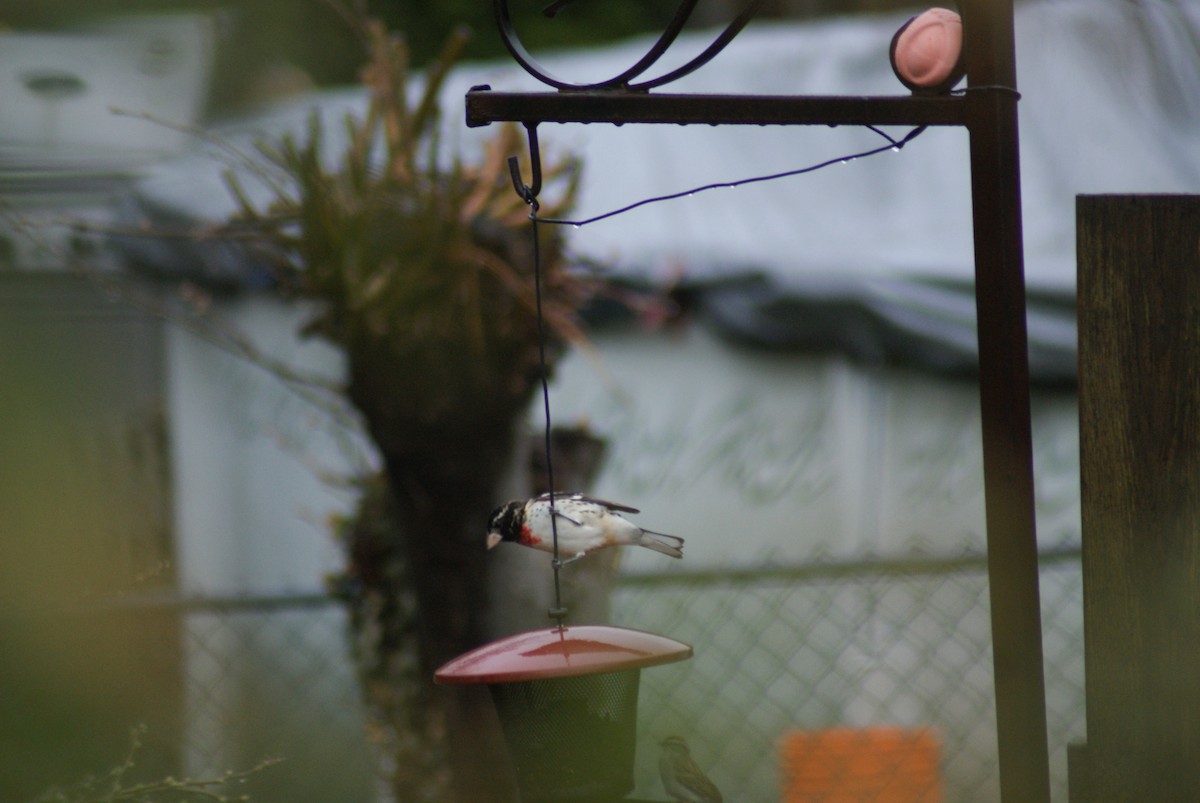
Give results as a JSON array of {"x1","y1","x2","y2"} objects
[{"x1": 1076, "y1": 194, "x2": 1200, "y2": 800}]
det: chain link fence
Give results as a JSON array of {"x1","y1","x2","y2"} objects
[
  {"x1": 73, "y1": 548, "x2": 1082, "y2": 802},
  {"x1": 4, "y1": 552, "x2": 1084, "y2": 801},
  {"x1": 2, "y1": 594, "x2": 379, "y2": 802},
  {"x1": 169, "y1": 595, "x2": 380, "y2": 802},
  {"x1": 613, "y1": 551, "x2": 1084, "y2": 802}
]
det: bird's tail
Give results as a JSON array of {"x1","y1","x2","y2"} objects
[{"x1": 639, "y1": 530, "x2": 684, "y2": 559}]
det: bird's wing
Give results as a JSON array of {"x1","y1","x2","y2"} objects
[
  {"x1": 552, "y1": 508, "x2": 584, "y2": 527},
  {"x1": 542, "y1": 491, "x2": 640, "y2": 514}
]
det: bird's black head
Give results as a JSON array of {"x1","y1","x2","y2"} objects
[{"x1": 485, "y1": 500, "x2": 523, "y2": 548}]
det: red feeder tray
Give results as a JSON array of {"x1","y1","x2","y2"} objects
[{"x1": 435, "y1": 624, "x2": 692, "y2": 684}]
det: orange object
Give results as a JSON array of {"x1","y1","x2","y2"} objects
[{"x1": 779, "y1": 726, "x2": 942, "y2": 802}]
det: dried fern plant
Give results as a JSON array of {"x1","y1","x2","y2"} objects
[{"x1": 225, "y1": 22, "x2": 583, "y2": 432}]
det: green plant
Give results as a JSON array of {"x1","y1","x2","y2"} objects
[
  {"x1": 30, "y1": 726, "x2": 279, "y2": 803},
  {"x1": 226, "y1": 20, "x2": 583, "y2": 362}
]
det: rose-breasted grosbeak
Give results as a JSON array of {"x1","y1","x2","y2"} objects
[
  {"x1": 485, "y1": 492, "x2": 683, "y2": 564},
  {"x1": 659, "y1": 735, "x2": 722, "y2": 803}
]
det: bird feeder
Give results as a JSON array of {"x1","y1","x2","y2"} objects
[{"x1": 435, "y1": 624, "x2": 692, "y2": 802}]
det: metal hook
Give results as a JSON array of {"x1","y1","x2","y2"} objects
[{"x1": 507, "y1": 122, "x2": 543, "y2": 205}]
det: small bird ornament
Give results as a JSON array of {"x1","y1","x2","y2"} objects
[
  {"x1": 659, "y1": 736, "x2": 723, "y2": 803},
  {"x1": 486, "y1": 492, "x2": 683, "y2": 564}
]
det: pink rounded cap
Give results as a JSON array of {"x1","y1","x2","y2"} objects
[
  {"x1": 434, "y1": 625, "x2": 693, "y2": 685},
  {"x1": 890, "y1": 8, "x2": 965, "y2": 93}
]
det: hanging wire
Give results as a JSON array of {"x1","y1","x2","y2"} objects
[
  {"x1": 532, "y1": 125, "x2": 927, "y2": 229},
  {"x1": 511, "y1": 119, "x2": 934, "y2": 626},
  {"x1": 525, "y1": 195, "x2": 570, "y2": 626}
]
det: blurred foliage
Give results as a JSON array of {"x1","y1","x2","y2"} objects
[
  {"x1": 29, "y1": 725, "x2": 278, "y2": 803},
  {"x1": 0, "y1": 0, "x2": 924, "y2": 112},
  {"x1": 223, "y1": 19, "x2": 584, "y2": 424}
]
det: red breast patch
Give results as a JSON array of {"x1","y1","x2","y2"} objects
[{"x1": 519, "y1": 524, "x2": 541, "y2": 546}]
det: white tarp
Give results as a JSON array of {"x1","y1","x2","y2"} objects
[{"x1": 117, "y1": 0, "x2": 1200, "y2": 379}]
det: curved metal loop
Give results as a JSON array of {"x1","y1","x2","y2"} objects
[
  {"x1": 495, "y1": 0, "x2": 699, "y2": 90},
  {"x1": 494, "y1": 0, "x2": 763, "y2": 92},
  {"x1": 629, "y1": 0, "x2": 766, "y2": 91}
]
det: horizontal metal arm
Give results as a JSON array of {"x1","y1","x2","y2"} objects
[{"x1": 466, "y1": 86, "x2": 969, "y2": 128}]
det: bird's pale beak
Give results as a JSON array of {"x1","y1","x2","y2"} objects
[{"x1": 486, "y1": 532, "x2": 503, "y2": 550}]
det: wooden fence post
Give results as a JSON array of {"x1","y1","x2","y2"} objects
[{"x1": 1076, "y1": 194, "x2": 1200, "y2": 800}]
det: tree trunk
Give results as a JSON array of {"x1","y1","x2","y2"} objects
[
  {"x1": 338, "y1": 322, "x2": 534, "y2": 802},
  {"x1": 379, "y1": 427, "x2": 521, "y2": 803}
]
